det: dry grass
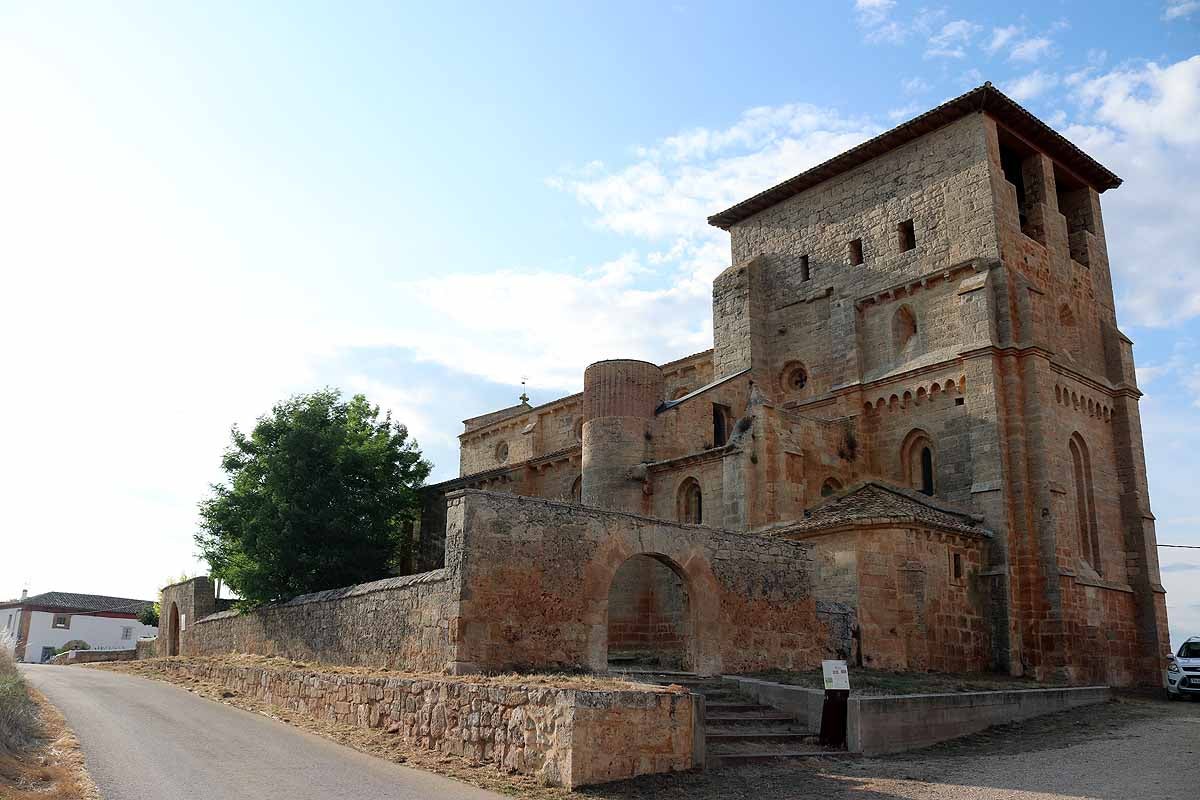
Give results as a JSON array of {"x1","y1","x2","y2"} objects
[
  {"x1": 105, "y1": 652, "x2": 654, "y2": 692},
  {"x1": 0, "y1": 647, "x2": 100, "y2": 800}
]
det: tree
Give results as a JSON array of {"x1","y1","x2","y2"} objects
[
  {"x1": 138, "y1": 603, "x2": 160, "y2": 627},
  {"x1": 196, "y1": 389, "x2": 431, "y2": 607}
]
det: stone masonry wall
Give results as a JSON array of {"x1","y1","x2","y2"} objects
[
  {"x1": 142, "y1": 658, "x2": 699, "y2": 789},
  {"x1": 449, "y1": 489, "x2": 848, "y2": 675},
  {"x1": 181, "y1": 570, "x2": 458, "y2": 672}
]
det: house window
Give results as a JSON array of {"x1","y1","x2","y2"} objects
[
  {"x1": 713, "y1": 403, "x2": 733, "y2": 447},
  {"x1": 898, "y1": 219, "x2": 916, "y2": 252},
  {"x1": 122, "y1": 626, "x2": 133, "y2": 641},
  {"x1": 848, "y1": 238, "x2": 864, "y2": 266},
  {"x1": 52, "y1": 614, "x2": 70, "y2": 630},
  {"x1": 799, "y1": 254, "x2": 810, "y2": 282},
  {"x1": 952, "y1": 552, "x2": 963, "y2": 581},
  {"x1": 678, "y1": 478, "x2": 703, "y2": 524}
]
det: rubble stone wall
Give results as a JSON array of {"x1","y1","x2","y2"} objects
[
  {"x1": 182, "y1": 570, "x2": 458, "y2": 672},
  {"x1": 141, "y1": 658, "x2": 699, "y2": 789}
]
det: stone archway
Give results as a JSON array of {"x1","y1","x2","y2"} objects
[
  {"x1": 605, "y1": 554, "x2": 693, "y2": 670},
  {"x1": 167, "y1": 602, "x2": 180, "y2": 656}
]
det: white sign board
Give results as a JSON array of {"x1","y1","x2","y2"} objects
[
  {"x1": 822, "y1": 659, "x2": 850, "y2": 690},
  {"x1": 180, "y1": 614, "x2": 187, "y2": 632}
]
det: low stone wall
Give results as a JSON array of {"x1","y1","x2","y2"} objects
[
  {"x1": 183, "y1": 570, "x2": 458, "y2": 671},
  {"x1": 143, "y1": 658, "x2": 701, "y2": 788},
  {"x1": 849, "y1": 685, "x2": 1112, "y2": 755},
  {"x1": 136, "y1": 638, "x2": 157, "y2": 660},
  {"x1": 50, "y1": 648, "x2": 136, "y2": 665},
  {"x1": 725, "y1": 676, "x2": 1112, "y2": 755}
]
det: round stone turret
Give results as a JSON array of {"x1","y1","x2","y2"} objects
[{"x1": 581, "y1": 359, "x2": 663, "y2": 513}]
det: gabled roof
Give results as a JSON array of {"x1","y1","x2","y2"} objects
[
  {"x1": 0, "y1": 591, "x2": 154, "y2": 615},
  {"x1": 708, "y1": 82, "x2": 1122, "y2": 231},
  {"x1": 769, "y1": 481, "x2": 991, "y2": 537}
]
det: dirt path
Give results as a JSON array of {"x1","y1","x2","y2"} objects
[{"x1": 582, "y1": 695, "x2": 1200, "y2": 800}]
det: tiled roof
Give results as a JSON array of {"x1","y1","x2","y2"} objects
[
  {"x1": 708, "y1": 83, "x2": 1121, "y2": 231},
  {"x1": 769, "y1": 481, "x2": 991, "y2": 537},
  {"x1": 0, "y1": 591, "x2": 154, "y2": 615}
]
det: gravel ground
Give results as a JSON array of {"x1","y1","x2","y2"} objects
[{"x1": 581, "y1": 694, "x2": 1200, "y2": 800}]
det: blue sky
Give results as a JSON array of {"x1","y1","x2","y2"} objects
[{"x1": 1, "y1": 2, "x2": 1197, "y2": 648}]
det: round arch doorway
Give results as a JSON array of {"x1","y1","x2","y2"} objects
[
  {"x1": 605, "y1": 553, "x2": 693, "y2": 671},
  {"x1": 167, "y1": 602, "x2": 181, "y2": 656}
]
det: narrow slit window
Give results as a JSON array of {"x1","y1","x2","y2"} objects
[
  {"x1": 799, "y1": 254, "x2": 810, "y2": 282},
  {"x1": 953, "y1": 552, "x2": 963, "y2": 581},
  {"x1": 849, "y1": 238, "x2": 864, "y2": 266},
  {"x1": 898, "y1": 219, "x2": 915, "y2": 252}
]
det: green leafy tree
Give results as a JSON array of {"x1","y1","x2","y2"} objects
[
  {"x1": 196, "y1": 389, "x2": 431, "y2": 606},
  {"x1": 138, "y1": 603, "x2": 160, "y2": 627}
]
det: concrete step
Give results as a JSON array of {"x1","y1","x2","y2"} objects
[
  {"x1": 711, "y1": 749, "x2": 853, "y2": 767},
  {"x1": 707, "y1": 711, "x2": 803, "y2": 724},
  {"x1": 705, "y1": 701, "x2": 777, "y2": 713},
  {"x1": 706, "y1": 731, "x2": 818, "y2": 743}
]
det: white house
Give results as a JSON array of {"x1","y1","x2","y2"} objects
[{"x1": 1, "y1": 590, "x2": 158, "y2": 663}]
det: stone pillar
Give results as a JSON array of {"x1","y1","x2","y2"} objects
[{"x1": 581, "y1": 360, "x2": 663, "y2": 513}]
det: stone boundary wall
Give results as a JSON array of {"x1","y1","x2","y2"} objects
[
  {"x1": 183, "y1": 570, "x2": 457, "y2": 671},
  {"x1": 141, "y1": 658, "x2": 701, "y2": 789},
  {"x1": 849, "y1": 685, "x2": 1112, "y2": 755},
  {"x1": 50, "y1": 648, "x2": 137, "y2": 665},
  {"x1": 135, "y1": 638, "x2": 157, "y2": 660},
  {"x1": 722, "y1": 676, "x2": 1111, "y2": 755}
]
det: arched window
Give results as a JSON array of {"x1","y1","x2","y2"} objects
[
  {"x1": 677, "y1": 478, "x2": 702, "y2": 524},
  {"x1": 893, "y1": 305, "x2": 918, "y2": 359},
  {"x1": 1070, "y1": 433, "x2": 1101, "y2": 573},
  {"x1": 713, "y1": 404, "x2": 732, "y2": 447},
  {"x1": 571, "y1": 475, "x2": 582, "y2": 503},
  {"x1": 820, "y1": 477, "x2": 842, "y2": 497},
  {"x1": 901, "y1": 429, "x2": 936, "y2": 496}
]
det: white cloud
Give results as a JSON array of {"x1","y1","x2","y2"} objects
[
  {"x1": 901, "y1": 76, "x2": 931, "y2": 95},
  {"x1": 925, "y1": 20, "x2": 981, "y2": 59},
  {"x1": 398, "y1": 104, "x2": 879, "y2": 389},
  {"x1": 1004, "y1": 70, "x2": 1059, "y2": 101},
  {"x1": 1064, "y1": 56, "x2": 1200, "y2": 326},
  {"x1": 854, "y1": 0, "x2": 908, "y2": 44},
  {"x1": 1010, "y1": 36, "x2": 1054, "y2": 62},
  {"x1": 986, "y1": 25, "x2": 1022, "y2": 55},
  {"x1": 1164, "y1": 0, "x2": 1200, "y2": 19}
]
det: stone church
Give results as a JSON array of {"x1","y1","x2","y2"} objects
[{"x1": 415, "y1": 83, "x2": 1169, "y2": 687}]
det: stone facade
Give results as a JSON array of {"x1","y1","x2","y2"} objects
[
  {"x1": 140, "y1": 658, "x2": 700, "y2": 789},
  {"x1": 418, "y1": 84, "x2": 1167, "y2": 687},
  {"x1": 164, "y1": 490, "x2": 850, "y2": 676}
]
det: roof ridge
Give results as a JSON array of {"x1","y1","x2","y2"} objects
[{"x1": 709, "y1": 82, "x2": 1121, "y2": 230}]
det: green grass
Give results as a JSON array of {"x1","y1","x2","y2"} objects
[
  {"x1": 0, "y1": 644, "x2": 40, "y2": 753},
  {"x1": 748, "y1": 667, "x2": 1067, "y2": 696}
]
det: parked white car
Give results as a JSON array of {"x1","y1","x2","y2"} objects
[{"x1": 1166, "y1": 636, "x2": 1200, "y2": 700}]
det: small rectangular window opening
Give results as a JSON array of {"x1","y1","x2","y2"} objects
[
  {"x1": 848, "y1": 238, "x2": 864, "y2": 266},
  {"x1": 52, "y1": 615, "x2": 69, "y2": 629},
  {"x1": 955, "y1": 397, "x2": 965, "y2": 406},
  {"x1": 898, "y1": 219, "x2": 916, "y2": 252},
  {"x1": 799, "y1": 254, "x2": 810, "y2": 282},
  {"x1": 953, "y1": 552, "x2": 963, "y2": 581}
]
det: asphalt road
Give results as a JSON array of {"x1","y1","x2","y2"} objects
[{"x1": 21, "y1": 664, "x2": 506, "y2": 800}]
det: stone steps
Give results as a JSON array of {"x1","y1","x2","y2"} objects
[{"x1": 614, "y1": 669, "x2": 843, "y2": 767}]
